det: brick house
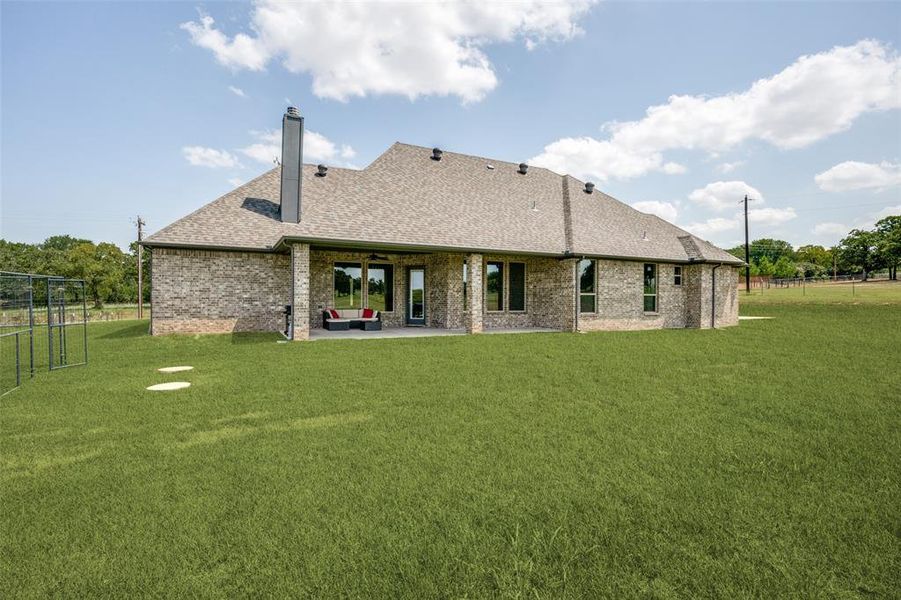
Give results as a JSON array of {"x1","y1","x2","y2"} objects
[{"x1": 143, "y1": 108, "x2": 742, "y2": 340}]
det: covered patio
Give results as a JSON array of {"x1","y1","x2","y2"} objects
[
  {"x1": 289, "y1": 243, "x2": 577, "y2": 341},
  {"x1": 308, "y1": 326, "x2": 562, "y2": 341}
]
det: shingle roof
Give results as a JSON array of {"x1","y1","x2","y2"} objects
[{"x1": 145, "y1": 142, "x2": 742, "y2": 264}]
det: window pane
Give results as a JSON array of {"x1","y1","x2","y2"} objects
[
  {"x1": 674, "y1": 266, "x2": 682, "y2": 285},
  {"x1": 509, "y1": 263, "x2": 525, "y2": 311},
  {"x1": 580, "y1": 293, "x2": 596, "y2": 314},
  {"x1": 368, "y1": 264, "x2": 393, "y2": 312},
  {"x1": 579, "y1": 259, "x2": 595, "y2": 293},
  {"x1": 462, "y1": 261, "x2": 468, "y2": 309},
  {"x1": 486, "y1": 262, "x2": 503, "y2": 311},
  {"x1": 643, "y1": 264, "x2": 657, "y2": 295},
  {"x1": 644, "y1": 295, "x2": 657, "y2": 312},
  {"x1": 410, "y1": 269, "x2": 424, "y2": 319},
  {"x1": 334, "y1": 262, "x2": 362, "y2": 308}
]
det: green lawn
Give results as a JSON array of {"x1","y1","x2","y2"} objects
[
  {"x1": 741, "y1": 279, "x2": 901, "y2": 305},
  {"x1": 2, "y1": 296, "x2": 900, "y2": 597}
]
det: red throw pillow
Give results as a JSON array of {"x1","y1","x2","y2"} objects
[
  {"x1": 329, "y1": 309, "x2": 339, "y2": 319},
  {"x1": 362, "y1": 308, "x2": 374, "y2": 318}
]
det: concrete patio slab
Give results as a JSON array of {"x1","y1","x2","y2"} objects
[{"x1": 309, "y1": 327, "x2": 561, "y2": 341}]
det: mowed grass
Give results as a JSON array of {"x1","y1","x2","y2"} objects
[
  {"x1": 2, "y1": 297, "x2": 900, "y2": 597},
  {"x1": 741, "y1": 278, "x2": 901, "y2": 305}
]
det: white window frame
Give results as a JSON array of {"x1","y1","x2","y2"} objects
[{"x1": 674, "y1": 265, "x2": 682, "y2": 286}]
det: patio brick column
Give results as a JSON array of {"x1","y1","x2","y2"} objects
[
  {"x1": 291, "y1": 242, "x2": 311, "y2": 340},
  {"x1": 560, "y1": 258, "x2": 579, "y2": 333},
  {"x1": 466, "y1": 253, "x2": 483, "y2": 334}
]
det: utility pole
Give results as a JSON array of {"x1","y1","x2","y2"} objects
[
  {"x1": 136, "y1": 216, "x2": 145, "y2": 319},
  {"x1": 742, "y1": 194, "x2": 753, "y2": 294}
]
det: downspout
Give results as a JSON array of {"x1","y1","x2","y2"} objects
[{"x1": 711, "y1": 263, "x2": 722, "y2": 329}]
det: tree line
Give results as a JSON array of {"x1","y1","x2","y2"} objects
[
  {"x1": 727, "y1": 216, "x2": 901, "y2": 281},
  {"x1": 0, "y1": 235, "x2": 149, "y2": 308},
  {"x1": 2, "y1": 216, "x2": 899, "y2": 308}
]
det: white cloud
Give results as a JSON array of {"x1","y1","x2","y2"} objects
[
  {"x1": 227, "y1": 177, "x2": 244, "y2": 187},
  {"x1": 182, "y1": 146, "x2": 242, "y2": 168},
  {"x1": 181, "y1": 15, "x2": 269, "y2": 71},
  {"x1": 747, "y1": 206, "x2": 797, "y2": 226},
  {"x1": 683, "y1": 217, "x2": 740, "y2": 236},
  {"x1": 875, "y1": 204, "x2": 901, "y2": 219},
  {"x1": 689, "y1": 181, "x2": 764, "y2": 212},
  {"x1": 239, "y1": 129, "x2": 357, "y2": 166},
  {"x1": 181, "y1": 1, "x2": 595, "y2": 103},
  {"x1": 531, "y1": 40, "x2": 901, "y2": 181},
  {"x1": 662, "y1": 162, "x2": 687, "y2": 175},
  {"x1": 814, "y1": 160, "x2": 901, "y2": 192},
  {"x1": 228, "y1": 85, "x2": 246, "y2": 98},
  {"x1": 682, "y1": 181, "x2": 795, "y2": 239},
  {"x1": 631, "y1": 201, "x2": 678, "y2": 223},
  {"x1": 716, "y1": 160, "x2": 745, "y2": 174},
  {"x1": 814, "y1": 222, "x2": 848, "y2": 236}
]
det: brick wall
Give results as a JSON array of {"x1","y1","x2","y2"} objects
[
  {"x1": 151, "y1": 246, "x2": 739, "y2": 336},
  {"x1": 583, "y1": 261, "x2": 737, "y2": 331},
  {"x1": 150, "y1": 247, "x2": 290, "y2": 335}
]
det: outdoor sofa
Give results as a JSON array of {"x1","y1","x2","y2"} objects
[{"x1": 323, "y1": 308, "x2": 382, "y2": 331}]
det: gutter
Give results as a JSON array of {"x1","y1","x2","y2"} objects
[
  {"x1": 711, "y1": 263, "x2": 722, "y2": 329},
  {"x1": 141, "y1": 236, "x2": 745, "y2": 267}
]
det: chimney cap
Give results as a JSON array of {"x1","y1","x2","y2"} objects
[
  {"x1": 584, "y1": 182, "x2": 595, "y2": 194},
  {"x1": 286, "y1": 106, "x2": 300, "y2": 117},
  {"x1": 316, "y1": 164, "x2": 328, "y2": 177},
  {"x1": 518, "y1": 163, "x2": 528, "y2": 174},
  {"x1": 431, "y1": 148, "x2": 443, "y2": 161}
]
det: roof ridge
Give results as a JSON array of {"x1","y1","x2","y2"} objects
[
  {"x1": 389, "y1": 141, "x2": 559, "y2": 176},
  {"x1": 677, "y1": 234, "x2": 704, "y2": 261}
]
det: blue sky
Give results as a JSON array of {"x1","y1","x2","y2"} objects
[{"x1": 2, "y1": 1, "x2": 899, "y2": 251}]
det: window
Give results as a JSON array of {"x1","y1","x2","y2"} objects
[
  {"x1": 462, "y1": 261, "x2": 468, "y2": 309},
  {"x1": 643, "y1": 263, "x2": 657, "y2": 312},
  {"x1": 674, "y1": 266, "x2": 682, "y2": 286},
  {"x1": 367, "y1": 264, "x2": 394, "y2": 312},
  {"x1": 508, "y1": 262, "x2": 526, "y2": 311},
  {"x1": 486, "y1": 261, "x2": 503, "y2": 311},
  {"x1": 578, "y1": 259, "x2": 596, "y2": 313},
  {"x1": 334, "y1": 262, "x2": 362, "y2": 309}
]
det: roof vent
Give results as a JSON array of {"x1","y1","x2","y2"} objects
[
  {"x1": 641, "y1": 230, "x2": 649, "y2": 241},
  {"x1": 431, "y1": 148, "x2": 443, "y2": 161},
  {"x1": 584, "y1": 182, "x2": 595, "y2": 194},
  {"x1": 286, "y1": 106, "x2": 300, "y2": 117},
  {"x1": 316, "y1": 164, "x2": 328, "y2": 177},
  {"x1": 518, "y1": 163, "x2": 528, "y2": 175},
  {"x1": 486, "y1": 164, "x2": 495, "y2": 170}
]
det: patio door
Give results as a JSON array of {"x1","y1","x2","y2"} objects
[{"x1": 406, "y1": 267, "x2": 426, "y2": 325}]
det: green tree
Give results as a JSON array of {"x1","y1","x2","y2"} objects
[
  {"x1": 874, "y1": 215, "x2": 901, "y2": 280},
  {"x1": 773, "y1": 255, "x2": 797, "y2": 279},
  {"x1": 64, "y1": 242, "x2": 127, "y2": 308},
  {"x1": 839, "y1": 229, "x2": 882, "y2": 281},
  {"x1": 750, "y1": 238, "x2": 795, "y2": 264},
  {"x1": 757, "y1": 255, "x2": 775, "y2": 276}
]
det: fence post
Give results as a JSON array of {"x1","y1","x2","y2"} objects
[{"x1": 15, "y1": 332, "x2": 20, "y2": 388}]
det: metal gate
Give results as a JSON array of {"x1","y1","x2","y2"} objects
[{"x1": 1, "y1": 272, "x2": 88, "y2": 395}]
